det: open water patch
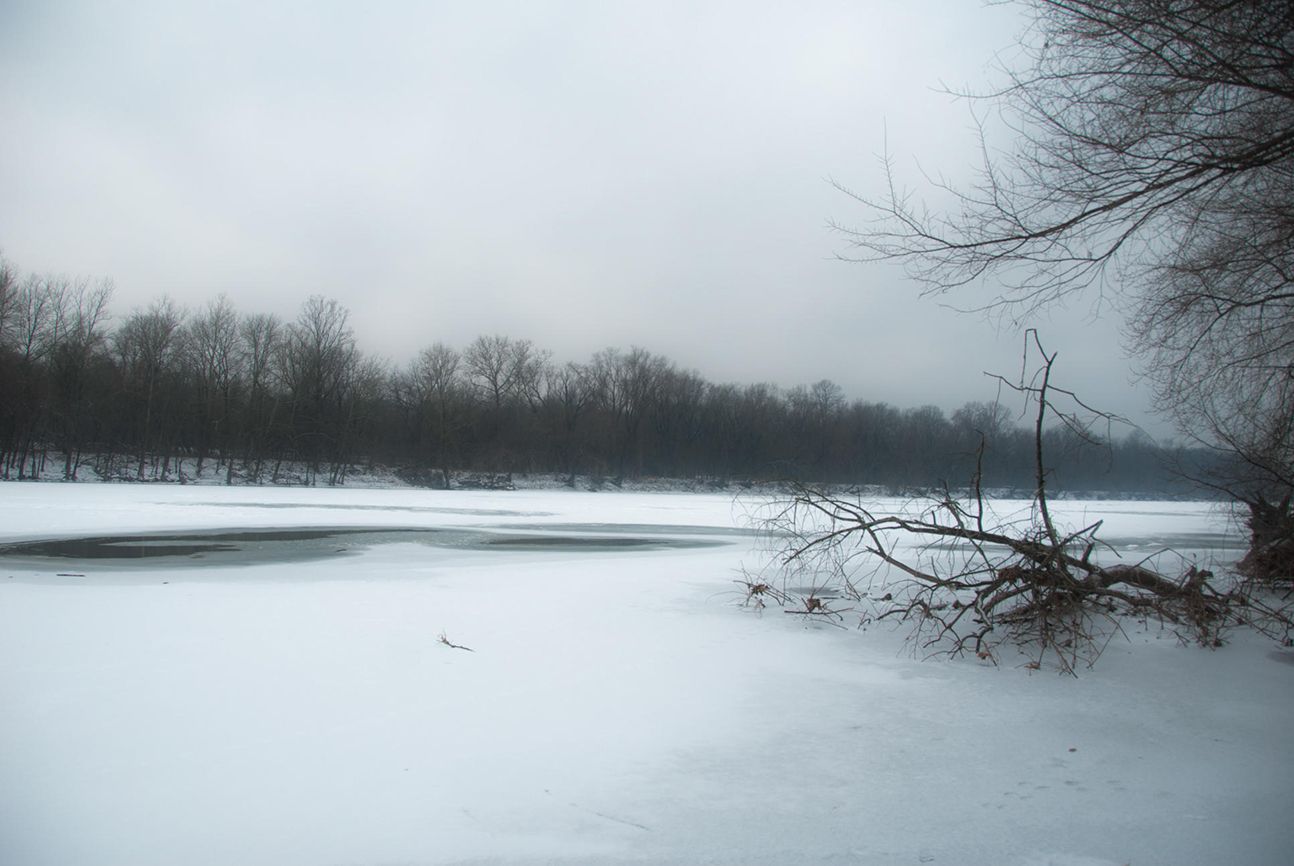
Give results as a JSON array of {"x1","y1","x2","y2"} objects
[
  {"x1": 170, "y1": 501, "x2": 553, "y2": 517},
  {"x1": 0, "y1": 525, "x2": 728, "y2": 572},
  {"x1": 493, "y1": 521, "x2": 759, "y2": 538}
]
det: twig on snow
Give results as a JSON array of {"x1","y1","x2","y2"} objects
[{"x1": 438, "y1": 631, "x2": 475, "y2": 652}]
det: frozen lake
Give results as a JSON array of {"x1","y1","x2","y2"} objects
[{"x1": 1, "y1": 484, "x2": 1289, "y2": 865}]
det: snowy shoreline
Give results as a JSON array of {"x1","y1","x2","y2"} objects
[{"x1": 1, "y1": 450, "x2": 1219, "y2": 502}]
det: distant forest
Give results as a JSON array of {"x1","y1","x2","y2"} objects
[{"x1": 0, "y1": 269, "x2": 1217, "y2": 494}]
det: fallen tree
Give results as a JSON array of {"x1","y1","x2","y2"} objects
[{"x1": 757, "y1": 335, "x2": 1292, "y2": 674}]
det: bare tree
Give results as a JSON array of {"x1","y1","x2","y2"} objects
[
  {"x1": 464, "y1": 334, "x2": 543, "y2": 410},
  {"x1": 538, "y1": 361, "x2": 594, "y2": 484},
  {"x1": 0, "y1": 272, "x2": 114, "y2": 477},
  {"x1": 403, "y1": 343, "x2": 469, "y2": 487},
  {"x1": 836, "y1": 0, "x2": 1294, "y2": 575},
  {"x1": 0, "y1": 258, "x2": 26, "y2": 477},
  {"x1": 462, "y1": 334, "x2": 548, "y2": 470},
  {"x1": 6, "y1": 273, "x2": 64, "y2": 365},
  {"x1": 786, "y1": 380, "x2": 847, "y2": 478},
  {"x1": 278, "y1": 297, "x2": 359, "y2": 482},
  {"x1": 115, "y1": 297, "x2": 185, "y2": 479},
  {"x1": 329, "y1": 353, "x2": 387, "y2": 485},
  {"x1": 589, "y1": 347, "x2": 670, "y2": 479},
  {"x1": 183, "y1": 295, "x2": 241, "y2": 478},
  {"x1": 238, "y1": 312, "x2": 281, "y2": 481},
  {"x1": 0, "y1": 256, "x2": 15, "y2": 346},
  {"x1": 650, "y1": 367, "x2": 707, "y2": 477},
  {"x1": 43, "y1": 278, "x2": 114, "y2": 478}
]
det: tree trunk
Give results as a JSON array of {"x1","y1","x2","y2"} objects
[{"x1": 1239, "y1": 496, "x2": 1294, "y2": 582}]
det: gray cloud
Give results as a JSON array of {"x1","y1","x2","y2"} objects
[{"x1": 0, "y1": 1, "x2": 1164, "y2": 434}]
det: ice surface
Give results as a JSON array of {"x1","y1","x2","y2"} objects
[{"x1": 0, "y1": 484, "x2": 1289, "y2": 865}]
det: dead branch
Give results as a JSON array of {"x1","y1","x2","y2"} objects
[
  {"x1": 438, "y1": 631, "x2": 475, "y2": 652},
  {"x1": 757, "y1": 334, "x2": 1293, "y2": 673}
]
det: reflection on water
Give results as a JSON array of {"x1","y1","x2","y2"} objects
[{"x1": 0, "y1": 525, "x2": 728, "y2": 572}]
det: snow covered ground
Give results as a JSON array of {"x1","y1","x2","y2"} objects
[{"x1": 0, "y1": 484, "x2": 1290, "y2": 865}]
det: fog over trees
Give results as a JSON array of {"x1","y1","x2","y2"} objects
[{"x1": 0, "y1": 261, "x2": 1208, "y2": 493}]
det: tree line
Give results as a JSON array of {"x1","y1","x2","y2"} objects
[{"x1": 0, "y1": 260, "x2": 1208, "y2": 493}]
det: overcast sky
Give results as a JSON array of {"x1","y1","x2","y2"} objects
[{"x1": 0, "y1": 1, "x2": 1166, "y2": 434}]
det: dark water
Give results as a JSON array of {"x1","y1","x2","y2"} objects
[
  {"x1": 921, "y1": 530, "x2": 1243, "y2": 557},
  {"x1": 0, "y1": 525, "x2": 730, "y2": 572},
  {"x1": 173, "y1": 501, "x2": 552, "y2": 517}
]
